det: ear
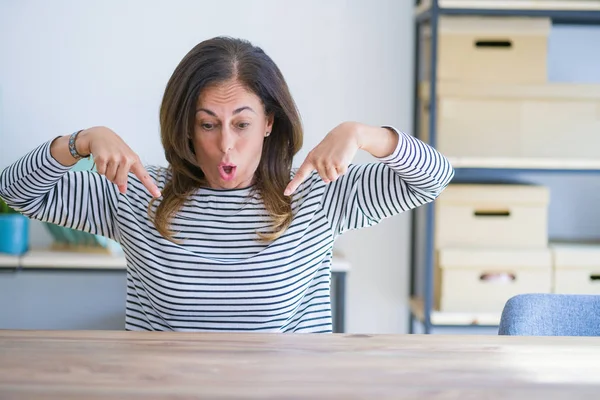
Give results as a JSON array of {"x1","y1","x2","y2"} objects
[{"x1": 266, "y1": 113, "x2": 274, "y2": 133}]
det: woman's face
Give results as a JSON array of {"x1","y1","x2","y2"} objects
[{"x1": 192, "y1": 79, "x2": 273, "y2": 190}]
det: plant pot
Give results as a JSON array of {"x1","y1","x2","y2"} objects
[{"x1": 0, "y1": 214, "x2": 29, "y2": 255}]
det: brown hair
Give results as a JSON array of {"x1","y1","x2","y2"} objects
[{"x1": 150, "y1": 36, "x2": 303, "y2": 242}]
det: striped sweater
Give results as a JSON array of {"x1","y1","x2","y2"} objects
[{"x1": 0, "y1": 127, "x2": 454, "y2": 332}]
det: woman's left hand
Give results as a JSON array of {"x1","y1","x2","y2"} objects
[
  {"x1": 284, "y1": 122, "x2": 399, "y2": 196},
  {"x1": 284, "y1": 121, "x2": 360, "y2": 196}
]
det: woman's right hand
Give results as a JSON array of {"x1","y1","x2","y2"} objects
[{"x1": 75, "y1": 126, "x2": 162, "y2": 198}]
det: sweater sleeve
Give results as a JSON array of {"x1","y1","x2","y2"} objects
[
  {"x1": 0, "y1": 140, "x2": 121, "y2": 241},
  {"x1": 319, "y1": 126, "x2": 454, "y2": 237}
]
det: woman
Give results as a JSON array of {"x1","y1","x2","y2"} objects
[{"x1": 0, "y1": 36, "x2": 454, "y2": 333}]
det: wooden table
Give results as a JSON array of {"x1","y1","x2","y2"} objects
[{"x1": 1, "y1": 331, "x2": 600, "y2": 399}]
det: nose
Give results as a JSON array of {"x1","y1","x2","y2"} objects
[{"x1": 219, "y1": 126, "x2": 235, "y2": 154}]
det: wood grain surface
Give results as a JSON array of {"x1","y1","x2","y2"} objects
[{"x1": 1, "y1": 330, "x2": 599, "y2": 399}]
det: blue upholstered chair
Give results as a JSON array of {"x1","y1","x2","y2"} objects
[{"x1": 498, "y1": 293, "x2": 600, "y2": 336}]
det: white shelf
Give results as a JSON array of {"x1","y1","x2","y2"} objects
[
  {"x1": 332, "y1": 255, "x2": 352, "y2": 272},
  {"x1": 417, "y1": 0, "x2": 600, "y2": 13},
  {"x1": 411, "y1": 297, "x2": 501, "y2": 326},
  {"x1": 1, "y1": 249, "x2": 351, "y2": 273},
  {"x1": 449, "y1": 157, "x2": 600, "y2": 170},
  {"x1": 0, "y1": 254, "x2": 20, "y2": 268},
  {"x1": 21, "y1": 250, "x2": 126, "y2": 270}
]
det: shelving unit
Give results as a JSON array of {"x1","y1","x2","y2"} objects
[{"x1": 410, "y1": 0, "x2": 600, "y2": 334}]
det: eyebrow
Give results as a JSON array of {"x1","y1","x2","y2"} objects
[{"x1": 196, "y1": 106, "x2": 256, "y2": 116}]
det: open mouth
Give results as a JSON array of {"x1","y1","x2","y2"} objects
[{"x1": 219, "y1": 163, "x2": 237, "y2": 181}]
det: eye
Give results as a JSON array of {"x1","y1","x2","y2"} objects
[
  {"x1": 201, "y1": 123, "x2": 215, "y2": 130},
  {"x1": 237, "y1": 122, "x2": 250, "y2": 129}
]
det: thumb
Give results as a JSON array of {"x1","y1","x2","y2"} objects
[{"x1": 284, "y1": 159, "x2": 315, "y2": 196}]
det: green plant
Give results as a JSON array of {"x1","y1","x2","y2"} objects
[{"x1": 0, "y1": 197, "x2": 18, "y2": 214}]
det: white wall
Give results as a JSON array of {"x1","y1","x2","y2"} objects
[{"x1": 0, "y1": 0, "x2": 414, "y2": 333}]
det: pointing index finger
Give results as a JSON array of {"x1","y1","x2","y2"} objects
[
  {"x1": 284, "y1": 159, "x2": 314, "y2": 196},
  {"x1": 131, "y1": 162, "x2": 162, "y2": 198}
]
